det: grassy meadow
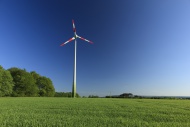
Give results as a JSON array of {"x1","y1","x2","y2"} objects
[{"x1": 0, "y1": 98, "x2": 190, "y2": 127}]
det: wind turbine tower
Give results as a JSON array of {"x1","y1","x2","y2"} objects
[{"x1": 60, "y1": 20, "x2": 93, "y2": 98}]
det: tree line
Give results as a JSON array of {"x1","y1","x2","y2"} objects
[
  {"x1": 54, "y1": 92, "x2": 80, "y2": 97},
  {"x1": 0, "y1": 65, "x2": 55, "y2": 97}
]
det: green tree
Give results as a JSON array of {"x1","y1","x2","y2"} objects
[
  {"x1": 30, "y1": 71, "x2": 40, "y2": 81},
  {"x1": 37, "y1": 76, "x2": 55, "y2": 97},
  {"x1": 88, "y1": 95, "x2": 99, "y2": 98},
  {"x1": 8, "y1": 67, "x2": 38, "y2": 97},
  {"x1": 119, "y1": 93, "x2": 133, "y2": 98},
  {"x1": 0, "y1": 66, "x2": 14, "y2": 97}
]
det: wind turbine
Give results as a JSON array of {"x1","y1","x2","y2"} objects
[{"x1": 60, "y1": 20, "x2": 93, "y2": 98}]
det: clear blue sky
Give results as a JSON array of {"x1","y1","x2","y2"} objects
[{"x1": 1, "y1": 0, "x2": 190, "y2": 96}]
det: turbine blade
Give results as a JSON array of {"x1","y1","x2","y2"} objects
[
  {"x1": 77, "y1": 35, "x2": 93, "y2": 44},
  {"x1": 60, "y1": 37, "x2": 75, "y2": 46},
  {"x1": 72, "y1": 19, "x2": 77, "y2": 34}
]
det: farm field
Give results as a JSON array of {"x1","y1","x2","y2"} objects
[{"x1": 0, "y1": 98, "x2": 190, "y2": 127}]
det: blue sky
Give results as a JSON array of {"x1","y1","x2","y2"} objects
[{"x1": 0, "y1": 0, "x2": 190, "y2": 96}]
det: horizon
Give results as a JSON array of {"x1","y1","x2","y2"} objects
[{"x1": 1, "y1": 0, "x2": 190, "y2": 97}]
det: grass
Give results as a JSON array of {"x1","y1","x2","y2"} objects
[{"x1": 0, "y1": 98, "x2": 190, "y2": 127}]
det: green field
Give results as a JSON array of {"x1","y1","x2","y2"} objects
[{"x1": 0, "y1": 98, "x2": 190, "y2": 127}]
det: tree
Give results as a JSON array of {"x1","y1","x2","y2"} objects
[
  {"x1": 119, "y1": 93, "x2": 133, "y2": 98},
  {"x1": 0, "y1": 66, "x2": 14, "y2": 97},
  {"x1": 30, "y1": 71, "x2": 40, "y2": 81},
  {"x1": 31, "y1": 71, "x2": 55, "y2": 97},
  {"x1": 8, "y1": 67, "x2": 38, "y2": 97},
  {"x1": 88, "y1": 95, "x2": 99, "y2": 98},
  {"x1": 36, "y1": 76, "x2": 55, "y2": 97}
]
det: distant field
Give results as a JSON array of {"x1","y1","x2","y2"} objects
[{"x1": 0, "y1": 98, "x2": 190, "y2": 127}]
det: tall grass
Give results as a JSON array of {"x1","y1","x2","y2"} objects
[{"x1": 0, "y1": 98, "x2": 190, "y2": 126}]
